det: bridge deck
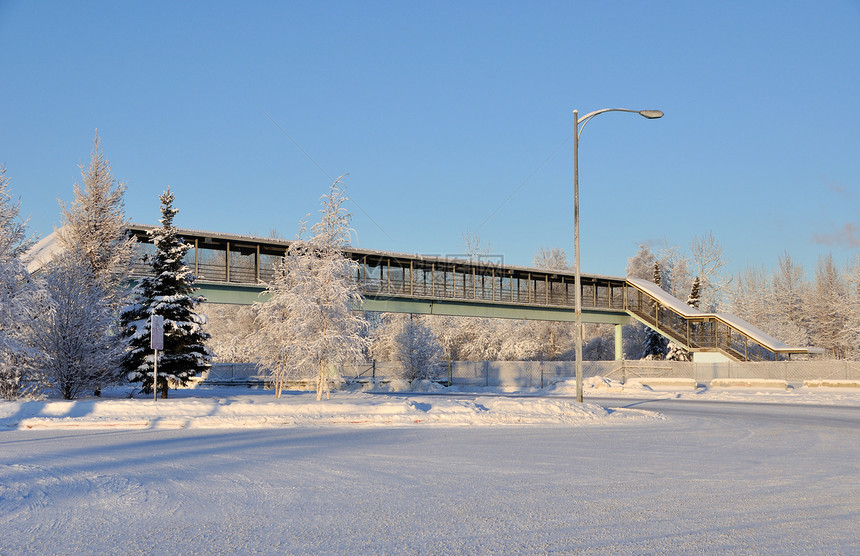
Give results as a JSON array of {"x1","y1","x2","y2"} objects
[
  {"x1": 125, "y1": 224, "x2": 818, "y2": 362},
  {"x1": 127, "y1": 224, "x2": 630, "y2": 318}
]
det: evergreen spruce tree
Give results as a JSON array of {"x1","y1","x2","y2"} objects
[
  {"x1": 642, "y1": 262, "x2": 669, "y2": 360},
  {"x1": 120, "y1": 189, "x2": 211, "y2": 397}
]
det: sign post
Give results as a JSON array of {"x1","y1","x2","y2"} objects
[{"x1": 150, "y1": 315, "x2": 164, "y2": 401}]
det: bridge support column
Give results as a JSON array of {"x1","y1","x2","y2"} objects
[{"x1": 614, "y1": 324, "x2": 623, "y2": 361}]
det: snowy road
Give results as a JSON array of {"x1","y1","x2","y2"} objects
[{"x1": 2, "y1": 395, "x2": 859, "y2": 554}]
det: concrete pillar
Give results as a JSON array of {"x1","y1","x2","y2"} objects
[{"x1": 615, "y1": 324, "x2": 624, "y2": 361}]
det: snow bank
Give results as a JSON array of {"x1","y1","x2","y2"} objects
[
  {"x1": 625, "y1": 377, "x2": 698, "y2": 390},
  {"x1": 803, "y1": 379, "x2": 860, "y2": 389},
  {"x1": 710, "y1": 378, "x2": 788, "y2": 389},
  {"x1": 0, "y1": 390, "x2": 658, "y2": 430}
]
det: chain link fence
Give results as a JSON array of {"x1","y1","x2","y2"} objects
[
  {"x1": 341, "y1": 360, "x2": 860, "y2": 388},
  {"x1": 208, "y1": 360, "x2": 860, "y2": 389}
]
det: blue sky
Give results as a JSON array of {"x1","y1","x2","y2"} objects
[{"x1": 2, "y1": 1, "x2": 858, "y2": 280}]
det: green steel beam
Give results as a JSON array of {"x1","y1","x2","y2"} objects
[
  {"x1": 361, "y1": 296, "x2": 629, "y2": 324},
  {"x1": 196, "y1": 282, "x2": 269, "y2": 305},
  {"x1": 194, "y1": 282, "x2": 630, "y2": 325}
]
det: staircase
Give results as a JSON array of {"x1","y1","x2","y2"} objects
[{"x1": 624, "y1": 278, "x2": 818, "y2": 362}]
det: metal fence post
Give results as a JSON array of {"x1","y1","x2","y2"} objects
[{"x1": 540, "y1": 360, "x2": 544, "y2": 389}]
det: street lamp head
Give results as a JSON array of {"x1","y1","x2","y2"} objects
[{"x1": 638, "y1": 110, "x2": 664, "y2": 119}]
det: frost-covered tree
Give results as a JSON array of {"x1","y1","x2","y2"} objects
[
  {"x1": 253, "y1": 255, "x2": 301, "y2": 398},
  {"x1": 57, "y1": 133, "x2": 136, "y2": 297},
  {"x1": 642, "y1": 262, "x2": 668, "y2": 360},
  {"x1": 729, "y1": 265, "x2": 771, "y2": 327},
  {"x1": 689, "y1": 231, "x2": 729, "y2": 311},
  {"x1": 206, "y1": 304, "x2": 260, "y2": 362},
  {"x1": 533, "y1": 247, "x2": 569, "y2": 270},
  {"x1": 657, "y1": 241, "x2": 692, "y2": 300},
  {"x1": 32, "y1": 251, "x2": 122, "y2": 399},
  {"x1": 392, "y1": 314, "x2": 444, "y2": 381},
  {"x1": 770, "y1": 253, "x2": 809, "y2": 348},
  {"x1": 255, "y1": 177, "x2": 370, "y2": 400},
  {"x1": 496, "y1": 320, "x2": 542, "y2": 361},
  {"x1": 583, "y1": 324, "x2": 615, "y2": 361},
  {"x1": 0, "y1": 166, "x2": 43, "y2": 399},
  {"x1": 461, "y1": 230, "x2": 494, "y2": 262},
  {"x1": 626, "y1": 244, "x2": 657, "y2": 280},
  {"x1": 808, "y1": 254, "x2": 847, "y2": 358},
  {"x1": 845, "y1": 255, "x2": 860, "y2": 360},
  {"x1": 120, "y1": 189, "x2": 211, "y2": 398},
  {"x1": 528, "y1": 247, "x2": 575, "y2": 360}
]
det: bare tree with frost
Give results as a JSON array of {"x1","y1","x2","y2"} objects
[
  {"x1": 689, "y1": 231, "x2": 729, "y2": 311},
  {"x1": 32, "y1": 250, "x2": 123, "y2": 399},
  {"x1": 529, "y1": 247, "x2": 574, "y2": 360},
  {"x1": 255, "y1": 177, "x2": 369, "y2": 400},
  {"x1": 0, "y1": 166, "x2": 43, "y2": 399}
]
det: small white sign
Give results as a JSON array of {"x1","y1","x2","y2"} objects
[{"x1": 150, "y1": 315, "x2": 164, "y2": 350}]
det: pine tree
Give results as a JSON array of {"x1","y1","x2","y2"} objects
[
  {"x1": 0, "y1": 166, "x2": 43, "y2": 399},
  {"x1": 120, "y1": 189, "x2": 211, "y2": 397},
  {"x1": 687, "y1": 276, "x2": 702, "y2": 309},
  {"x1": 642, "y1": 262, "x2": 669, "y2": 360},
  {"x1": 254, "y1": 176, "x2": 370, "y2": 400}
]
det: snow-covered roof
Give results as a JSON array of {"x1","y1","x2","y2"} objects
[
  {"x1": 626, "y1": 278, "x2": 707, "y2": 318},
  {"x1": 24, "y1": 228, "x2": 64, "y2": 274},
  {"x1": 714, "y1": 312, "x2": 792, "y2": 351},
  {"x1": 127, "y1": 223, "x2": 626, "y2": 282}
]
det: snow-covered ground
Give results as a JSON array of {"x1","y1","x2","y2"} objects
[{"x1": 2, "y1": 380, "x2": 859, "y2": 554}]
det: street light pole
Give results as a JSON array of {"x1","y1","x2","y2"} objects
[{"x1": 573, "y1": 108, "x2": 663, "y2": 403}]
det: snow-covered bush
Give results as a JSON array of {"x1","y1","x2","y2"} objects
[{"x1": 393, "y1": 315, "x2": 443, "y2": 381}]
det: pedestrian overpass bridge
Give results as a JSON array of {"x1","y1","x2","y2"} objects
[{"x1": 117, "y1": 224, "x2": 816, "y2": 363}]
